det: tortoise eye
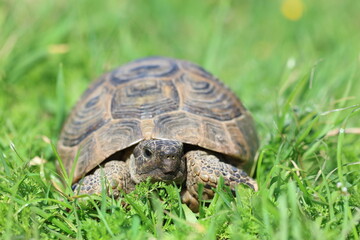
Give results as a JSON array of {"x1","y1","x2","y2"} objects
[{"x1": 144, "y1": 148, "x2": 153, "y2": 158}]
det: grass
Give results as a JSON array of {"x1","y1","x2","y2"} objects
[{"x1": 0, "y1": 0, "x2": 360, "y2": 239}]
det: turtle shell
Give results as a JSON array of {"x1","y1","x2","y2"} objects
[{"x1": 57, "y1": 57, "x2": 259, "y2": 182}]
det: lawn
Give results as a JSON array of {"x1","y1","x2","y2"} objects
[{"x1": 0, "y1": 0, "x2": 359, "y2": 239}]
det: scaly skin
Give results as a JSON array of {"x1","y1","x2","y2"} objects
[
  {"x1": 73, "y1": 160, "x2": 135, "y2": 197},
  {"x1": 181, "y1": 150, "x2": 258, "y2": 212},
  {"x1": 73, "y1": 140, "x2": 257, "y2": 212}
]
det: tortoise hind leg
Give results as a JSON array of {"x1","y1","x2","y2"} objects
[
  {"x1": 181, "y1": 150, "x2": 257, "y2": 212},
  {"x1": 73, "y1": 160, "x2": 135, "y2": 197}
]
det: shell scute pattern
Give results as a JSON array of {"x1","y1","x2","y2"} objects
[
  {"x1": 110, "y1": 78, "x2": 179, "y2": 120},
  {"x1": 176, "y1": 71, "x2": 244, "y2": 121},
  {"x1": 110, "y1": 57, "x2": 180, "y2": 85},
  {"x1": 58, "y1": 57, "x2": 258, "y2": 181},
  {"x1": 61, "y1": 85, "x2": 111, "y2": 148},
  {"x1": 181, "y1": 61, "x2": 214, "y2": 80},
  {"x1": 226, "y1": 121, "x2": 248, "y2": 157},
  {"x1": 96, "y1": 119, "x2": 143, "y2": 154},
  {"x1": 76, "y1": 137, "x2": 99, "y2": 178},
  {"x1": 153, "y1": 112, "x2": 202, "y2": 143},
  {"x1": 202, "y1": 119, "x2": 228, "y2": 146},
  {"x1": 235, "y1": 117, "x2": 259, "y2": 161}
]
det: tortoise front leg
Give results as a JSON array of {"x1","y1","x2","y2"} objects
[
  {"x1": 73, "y1": 160, "x2": 135, "y2": 197},
  {"x1": 181, "y1": 150, "x2": 257, "y2": 212}
]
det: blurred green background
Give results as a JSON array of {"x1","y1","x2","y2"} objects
[
  {"x1": 0, "y1": 0, "x2": 359, "y2": 238},
  {"x1": 1, "y1": 0, "x2": 359, "y2": 141}
]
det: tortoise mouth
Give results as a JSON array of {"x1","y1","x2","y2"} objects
[
  {"x1": 163, "y1": 170, "x2": 176, "y2": 176},
  {"x1": 160, "y1": 171, "x2": 180, "y2": 181},
  {"x1": 139, "y1": 169, "x2": 185, "y2": 184}
]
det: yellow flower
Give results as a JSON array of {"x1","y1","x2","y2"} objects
[
  {"x1": 281, "y1": 0, "x2": 304, "y2": 21},
  {"x1": 47, "y1": 44, "x2": 69, "y2": 54}
]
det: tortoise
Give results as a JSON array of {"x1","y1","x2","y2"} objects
[{"x1": 57, "y1": 56, "x2": 259, "y2": 211}]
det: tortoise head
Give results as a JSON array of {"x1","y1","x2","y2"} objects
[{"x1": 129, "y1": 139, "x2": 186, "y2": 184}]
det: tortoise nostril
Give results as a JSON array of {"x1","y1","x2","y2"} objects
[
  {"x1": 165, "y1": 155, "x2": 176, "y2": 160},
  {"x1": 167, "y1": 171, "x2": 176, "y2": 175}
]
